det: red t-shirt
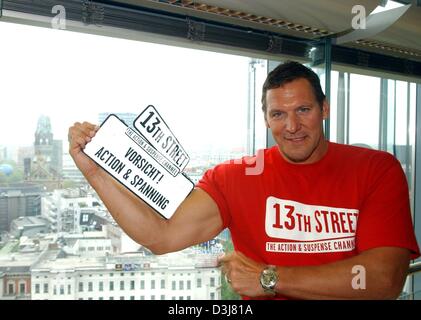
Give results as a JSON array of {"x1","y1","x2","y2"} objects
[{"x1": 197, "y1": 142, "x2": 420, "y2": 298}]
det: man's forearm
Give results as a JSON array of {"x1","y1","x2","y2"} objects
[
  {"x1": 86, "y1": 168, "x2": 169, "y2": 254},
  {"x1": 275, "y1": 247, "x2": 410, "y2": 300}
]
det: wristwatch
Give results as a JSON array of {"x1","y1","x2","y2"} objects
[{"x1": 260, "y1": 265, "x2": 278, "y2": 295}]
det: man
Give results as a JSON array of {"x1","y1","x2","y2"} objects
[{"x1": 69, "y1": 61, "x2": 419, "y2": 300}]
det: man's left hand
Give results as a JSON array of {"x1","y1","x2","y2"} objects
[{"x1": 217, "y1": 251, "x2": 274, "y2": 298}]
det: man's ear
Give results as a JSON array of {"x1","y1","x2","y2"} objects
[{"x1": 322, "y1": 100, "x2": 330, "y2": 119}]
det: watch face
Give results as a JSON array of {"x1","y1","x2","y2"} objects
[{"x1": 262, "y1": 268, "x2": 278, "y2": 288}]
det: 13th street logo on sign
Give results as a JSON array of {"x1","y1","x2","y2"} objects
[
  {"x1": 134, "y1": 105, "x2": 190, "y2": 173},
  {"x1": 83, "y1": 107, "x2": 194, "y2": 220}
]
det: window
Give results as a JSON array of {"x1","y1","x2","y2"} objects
[
  {"x1": 210, "y1": 277, "x2": 215, "y2": 287},
  {"x1": 151, "y1": 295, "x2": 155, "y2": 300},
  {"x1": 0, "y1": 18, "x2": 268, "y2": 302},
  {"x1": 120, "y1": 296, "x2": 125, "y2": 300},
  {"x1": 19, "y1": 283, "x2": 26, "y2": 295},
  {"x1": 120, "y1": 281, "x2": 125, "y2": 290},
  {"x1": 197, "y1": 279, "x2": 202, "y2": 288},
  {"x1": 8, "y1": 282, "x2": 14, "y2": 295},
  {"x1": 60, "y1": 285, "x2": 64, "y2": 295},
  {"x1": 35, "y1": 284, "x2": 40, "y2": 294},
  {"x1": 130, "y1": 280, "x2": 135, "y2": 290},
  {"x1": 140, "y1": 280, "x2": 145, "y2": 290},
  {"x1": 349, "y1": 74, "x2": 380, "y2": 149},
  {"x1": 210, "y1": 293, "x2": 215, "y2": 300},
  {"x1": 187, "y1": 280, "x2": 191, "y2": 290},
  {"x1": 161, "y1": 295, "x2": 165, "y2": 300},
  {"x1": 68, "y1": 285, "x2": 71, "y2": 295}
]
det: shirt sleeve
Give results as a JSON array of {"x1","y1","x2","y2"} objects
[
  {"x1": 196, "y1": 164, "x2": 232, "y2": 229},
  {"x1": 356, "y1": 153, "x2": 420, "y2": 259}
]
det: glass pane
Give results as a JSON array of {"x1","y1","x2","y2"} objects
[
  {"x1": 0, "y1": 20, "x2": 269, "y2": 301},
  {"x1": 348, "y1": 74, "x2": 381, "y2": 149}
]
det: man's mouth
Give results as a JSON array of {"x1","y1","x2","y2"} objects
[{"x1": 285, "y1": 135, "x2": 307, "y2": 142}]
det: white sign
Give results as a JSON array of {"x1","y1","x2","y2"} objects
[
  {"x1": 84, "y1": 114, "x2": 194, "y2": 219},
  {"x1": 133, "y1": 105, "x2": 190, "y2": 172}
]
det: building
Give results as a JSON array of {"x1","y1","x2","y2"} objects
[
  {"x1": 10, "y1": 216, "x2": 50, "y2": 238},
  {"x1": 29, "y1": 115, "x2": 63, "y2": 190},
  {"x1": 60, "y1": 231, "x2": 113, "y2": 257},
  {"x1": 31, "y1": 250, "x2": 221, "y2": 300},
  {"x1": 0, "y1": 146, "x2": 7, "y2": 162},
  {"x1": 62, "y1": 152, "x2": 85, "y2": 184},
  {"x1": 0, "y1": 183, "x2": 43, "y2": 232},
  {"x1": 0, "y1": 271, "x2": 4, "y2": 297},
  {"x1": 41, "y1": 188, "x2": 102, "y2": 234},
  {"x1": 0, "y1": 244, "x2": 48, "y2": 300},
  {"x1": 103, "y1": 223, "x2": 142, "y2": 254}
]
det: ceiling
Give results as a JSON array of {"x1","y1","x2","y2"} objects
[{"x1": 112, "y1": 0, "x2": 421, "y2": 61}]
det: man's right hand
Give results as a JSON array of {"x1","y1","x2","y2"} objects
[{"x1": 68, "y1": 121, "x2": 100, "y2": 179}]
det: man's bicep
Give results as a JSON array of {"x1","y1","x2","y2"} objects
[{"x1": 165, "y1": 188, "x2": 224, "y2": 252}]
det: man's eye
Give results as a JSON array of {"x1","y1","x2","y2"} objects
[
  {"x1": 272, "y1": 112, "x2": 283, "y2": 118},
  {"x1": 298, "y1": 107, "x2": 310, "y2": 113}
]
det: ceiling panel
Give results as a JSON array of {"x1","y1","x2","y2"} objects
[
  {"x1": 109, "y1": 0, "x2": 421, "y2": 60},
  {"x1": 195, "y1": 0, "x2": 379, "y2": 33},
  {"x1": 372, "y1": 6, "x2": 421, "y2": 52}
]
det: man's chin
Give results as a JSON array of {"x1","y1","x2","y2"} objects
[{"x1": 280, "y1": 148, "x2": 312, "y2": 164}]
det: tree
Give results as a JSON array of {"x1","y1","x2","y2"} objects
[{"x1": 0, "y1": 160, "x2": 24, "y2": 185}]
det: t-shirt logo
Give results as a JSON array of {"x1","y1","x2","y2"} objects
[{"x1": 265, "y1": 196, "x2": 359, "y2": 253}]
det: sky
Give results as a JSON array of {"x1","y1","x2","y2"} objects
[{"x1": 0, "y1": 20, "x2": 262, "y2": 155}]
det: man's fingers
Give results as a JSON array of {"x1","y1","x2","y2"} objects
[
  {"x1": 69, "y1": 122, "x2": 98, "y2": 145},
  {"x1": 68, "y1": 122, "x2": 99, "y2": 154},
  {"x1": 75, "y1": 136, "x2": 87, "y2": 149},
  {"x1": 81, "y1": 121, "x2": 97, "y2": 131},
  {"x1": 78, "y1": 122, "x2": 98, "y2": 138}
]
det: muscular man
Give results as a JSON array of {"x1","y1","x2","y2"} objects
[{"x1": 69, "y1": 61, "x2": 419, "y2": 299}]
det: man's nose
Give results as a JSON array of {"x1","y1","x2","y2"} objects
[{"x1": 285, "y1": 114, "x2": 301, "y2": 133}]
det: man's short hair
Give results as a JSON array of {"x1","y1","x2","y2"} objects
[{"x1": 261, "y1": 61, "x2": 326, "y2": 116}]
